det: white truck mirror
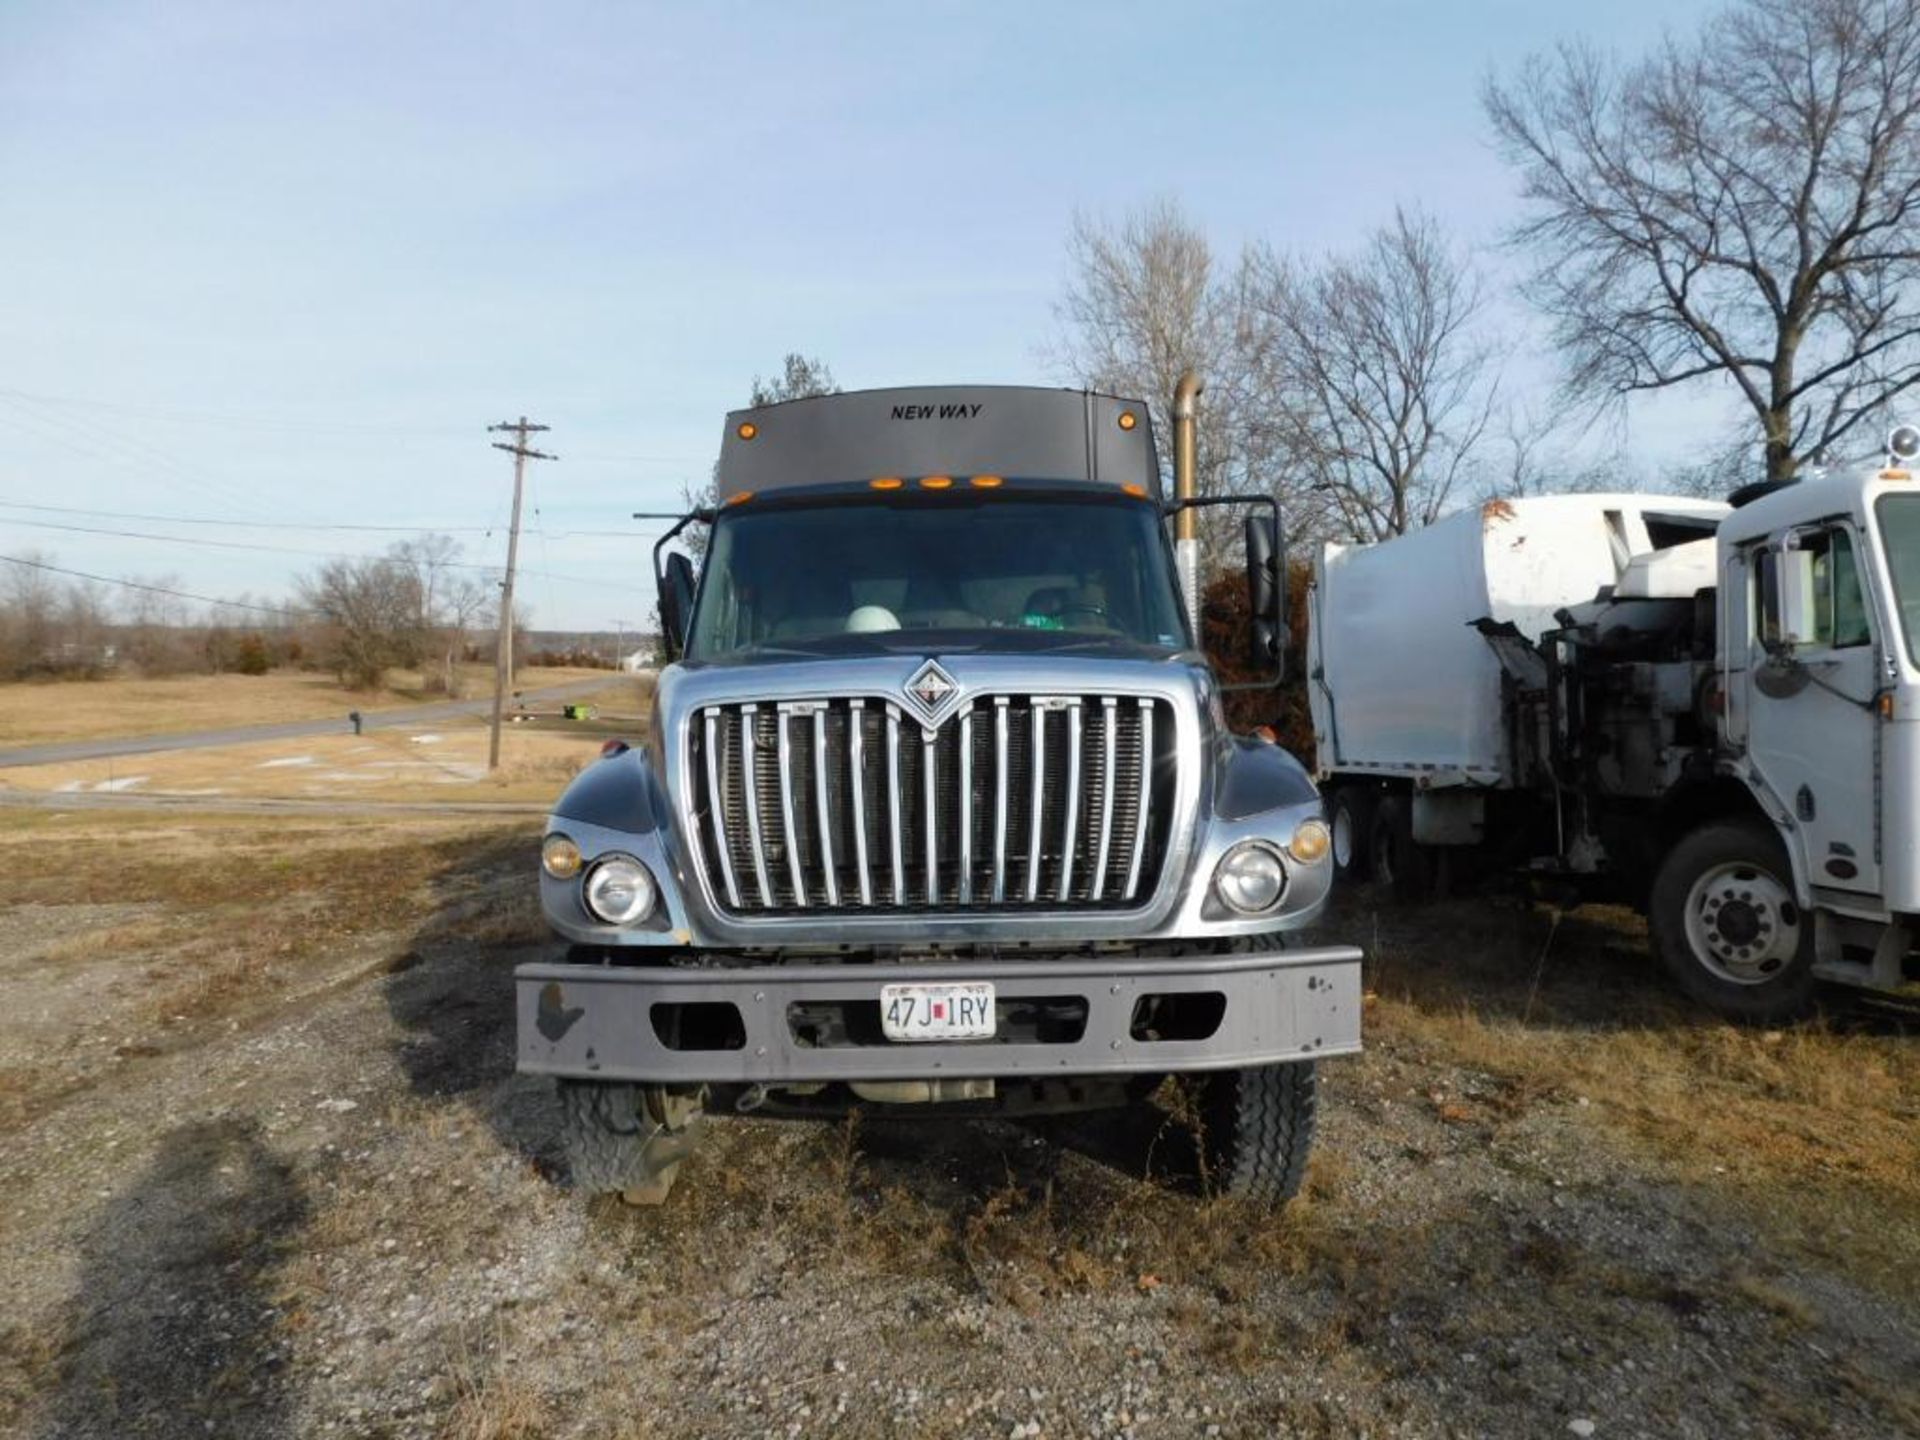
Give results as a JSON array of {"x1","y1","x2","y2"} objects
[{"x1": 1775, "y1": 535, "x2": 1819, "y2": 647}]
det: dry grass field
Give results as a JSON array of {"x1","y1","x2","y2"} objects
[
  {"x1": 0, "y1": 806, "x2": 1914, "y2": 1438},
  {"x1": 0, "y1": 683, "x2": 647, "y2": 805},
  {"x1": 0, "y1": 666, "x2": 614, "y2": 747}
]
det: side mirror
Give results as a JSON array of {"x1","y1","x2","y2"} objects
[
  {"x1": 1162, "y1": 491, "x2": 1287, "y2": 692},
  {"x1": 1775, "y1": 534, "x2": 1818, "y2": 649},
  {"x1": 1245, "y1": 512, "x2": 1283, "y2": 682},
  {"x1": 660, "y1": 551, "x2": 697, "y2": 659}
]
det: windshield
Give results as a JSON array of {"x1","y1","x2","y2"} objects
[
  {"x1": 686, "y1": 493, "x2": 1189, "y2": 659},
  {"x1": 1877, "y1": 494, "x2": 1920, "y2": 665}
]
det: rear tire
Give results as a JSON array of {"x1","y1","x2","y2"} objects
[
  {"x1": 558, "y1": 1080, "x2": 706, "y2": 1203},
  {"x1": 1328, "y1": 787, "x2": 1376, "y2": 883},
  {"x1": 1369, "y1": 794, "x2": 1433, "y2": 902},
  {"x1": 1648, "y1": 821, "x2": 1819, "y2": 1022},
  {"x1": 1195, "y1": 1061, "x2": 1318, "y2": 1205}
]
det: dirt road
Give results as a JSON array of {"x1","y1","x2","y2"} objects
[{"x1": 0, "y1": 811, "x2": 1914, "y2": 1439}]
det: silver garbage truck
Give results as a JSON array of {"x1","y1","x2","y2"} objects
[
  {"x1": 1310, "y1": 431, "x2": 1920, "y2": 1020},
  {"x1": 516, "y1": 382, "x2": 1361, "y2": 1203}
]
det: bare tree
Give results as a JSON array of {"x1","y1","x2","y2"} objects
[
  {"x1": 0, "y1": 552, "x2": 61, "y2": 678},
  {"x1": 1248, "y1": 208, "x2": 1497, "y2": 540},
  {"x1": 748, "y1": 353, "x2": 839, "y2": 408},
  {"x1": 1487, "y1": 0, "x2": 1920, "y2": 483},
  {"x1": 437, "y1": 573, "x2": 491, "y2": 697},
  {"x1": 1050, "y1": 199, "x2": 1282, "y2": 565},
  {"x1": 393, "y1": 533, "x2": 486, "y2": 693},
  {"x1": 298, "y1": 554, "x2": 423, "y2": 690},
  {"x1": 681, "y1": 353, "x2": 841, "y2": 555}
]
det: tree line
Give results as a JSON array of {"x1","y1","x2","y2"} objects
[{"x1": 0, "y1": 534, "x2": 516, "y2": 691}]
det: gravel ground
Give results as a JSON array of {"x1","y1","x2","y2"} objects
[{"x1": 0, "y1": 814, "x2": 1915, "y2": 1439}]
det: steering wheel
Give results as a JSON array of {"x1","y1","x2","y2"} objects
[{"x1": 1057, "y1": 599, "x2": 1111, "y2": 627}]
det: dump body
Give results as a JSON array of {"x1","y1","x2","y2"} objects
[{"x1": 1309, "y1": 494, "x2": 1728, "y2": 787}]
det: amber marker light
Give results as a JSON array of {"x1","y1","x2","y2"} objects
[
  {"x1": 1118, "y1": 411, "x2": 1138, "y2": 431},
  {"x1": 1880, "y1": 468, "x2": 1912, "y2": 481},
  {"x1": 870, "y1": 477, "x2": 904, "y2": 490},
  {"x1": 724, "y1": 490, "x2": 754, "y2": 506},
  {"x1": 736, "y1": 421, "x2": 758, "y2": 440},
  {"x1": 919, "y1": 475, "x2": 954, "y2": 489},
  {"x1": 1122, "y1": 482, "x2": 1148, "y2": 498},
  {"x1": 969, "y1": 475, "x2": 1004, "y2": 488},
  {"x1": 1288, "y1": 819, "x2": 1332, "y2": 865},
  {"x1": 541, "y1": 834, "x2": 583, "y2": 879}
]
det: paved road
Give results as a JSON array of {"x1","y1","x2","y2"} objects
[{"x1": 0, "y1": 677, "x2": 617, "y2": 769}]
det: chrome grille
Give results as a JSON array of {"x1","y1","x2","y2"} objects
[{"x1": 690, "y1": 693, "x2": 1175, "y2": 914}]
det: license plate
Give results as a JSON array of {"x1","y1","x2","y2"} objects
[{"x1": 878, "y1": 982, "x2": 996, "y2": 1042}]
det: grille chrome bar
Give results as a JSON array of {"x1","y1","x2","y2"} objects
[
  {"x1": 739, "y1": 704, "x2": 774, "y2": 906},
  {"x1": 1124, "y1": 698, "x2": 1154, "y2": 901},
  {"x1": 1025, "y1": 704, "x2": 1046, "y2": 902},
  {"x1": 703, "y1": 708, "x2": 742, "y2": 909},
  {"x1": 886, "y1": 704, "x2": 906, "y2": 906},
  {"x1": 776, "y1": 706, "x2": 807, "y2": 907},
  {"x1": 1058, "y1": 700, "x2": 1082, "y2": 902},
  {"x1": 991, "y1": 697, "x2": 1010, "y2": 904},
  {"x1": 848, "y1": 700, "x2": 872, "y2": 906},
  {"x1": 957, "y1": 703, "x2": 974, "y2": 904},
  {"x1": 690, "y1": 690, "x2": 1170, "y2": 916},
  {"x1": 812, "y1": 708, "x2": 839, "y2": 906},
  {"x1": 1092, "y1": 697, "x2": 1116, "y2": 902},
  {"x1": 922, "y1": 725, "x2": 939, "y2": 906}
]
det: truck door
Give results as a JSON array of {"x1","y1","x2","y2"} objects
[{"x1": 1744, "y1": 524, "x2": 1882, "y2": 895}]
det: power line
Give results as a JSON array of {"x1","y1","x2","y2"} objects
[
  {"x1": 0, "y1": 386, "x2": 473, "y2": 438},
  {"x1": 0, "y1": 388, "x2": 706, "y2": 459},
  {"x1": 0, "y1": 496, "x2": 507, "y2": 533},
  {"x1": 0, "y1": 553, "x2": 316, "y2": 616},
  {"x1": 0, "y1": 391, "x2": 293, "y2": 525},
  {"x1": 1, "y1": 515, "x2": 451, "y2": 560},
  {"x1": 0, "y1": 513, "x2": 656, "y2": 595},
  {"x1": 0, "y1": 495, "x2": 677, "y2": 543}
]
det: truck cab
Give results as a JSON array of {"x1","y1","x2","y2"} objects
[
  {"x1": 1709, "y1": 453, "x2": 1920, "y2": 1000},
  {"x1": 518, "y1": 385, "x2": 1360, "y2": 1203}
]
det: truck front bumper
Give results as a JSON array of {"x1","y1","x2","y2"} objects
[{"x1": 515, "y1": 945, "x2": 1362, "y2": 1085}]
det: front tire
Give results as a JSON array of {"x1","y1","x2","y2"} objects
[
  {"x1": 1648, "y1": 821, "x2": 1818, "y2": 1022},
  {"x1": 1195, "y1": 1061, "x2": 1318, "y2": 1205},
  {"x1": 558, "y1": 1080, "x2": 706, "y2": 1204}
]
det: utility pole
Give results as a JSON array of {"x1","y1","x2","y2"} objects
[{"x1": 487, "y1": 417, "x2": 556, "y2": 770}]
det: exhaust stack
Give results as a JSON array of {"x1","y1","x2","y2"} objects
[{"x1": 1172, "y1": 370, "x2": 1203, "y2": 637}]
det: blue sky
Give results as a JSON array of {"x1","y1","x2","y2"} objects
[{"x1": 0, "y1": 0, "x2": 1720, "y2": 629}]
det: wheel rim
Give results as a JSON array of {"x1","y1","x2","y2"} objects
[
  {"x1": 1332, "y1": 803, "x2": 1355, "y2": 870},
  {"x1": 1682, "y1": 860, "x2": 1801, "y2": 985}
]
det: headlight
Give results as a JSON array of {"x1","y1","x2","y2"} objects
[
  {"x1": 583, "y1": 855, "x2": 657, "y2": 926},
  {"x1": 541, "y1": 833, "x2": 582, "y2": 878},
  {"x1": 1288, "y1": 818, "x2": 1331, "y2": 865},
  {"x1": 1214, "y1": 841, "x2": 1287, "y2": 915}
]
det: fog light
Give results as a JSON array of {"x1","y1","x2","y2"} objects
[
  {"x1": 583, "y1": 855, "x2": 657, "y2": 926},
  {"x1": 1288, "y1": 818, "x2": 1331, "y2": 865},
  {"x1": 1215, "y1": 841, "x2": 1286, "y2": 915},
  {"x1": 541, "y1": 833, "x2": 582, "y2": 879}
]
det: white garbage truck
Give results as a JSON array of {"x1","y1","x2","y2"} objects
[{"x1": 1309, "y1": 432, "x2": 1920, "y2": 1020}]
